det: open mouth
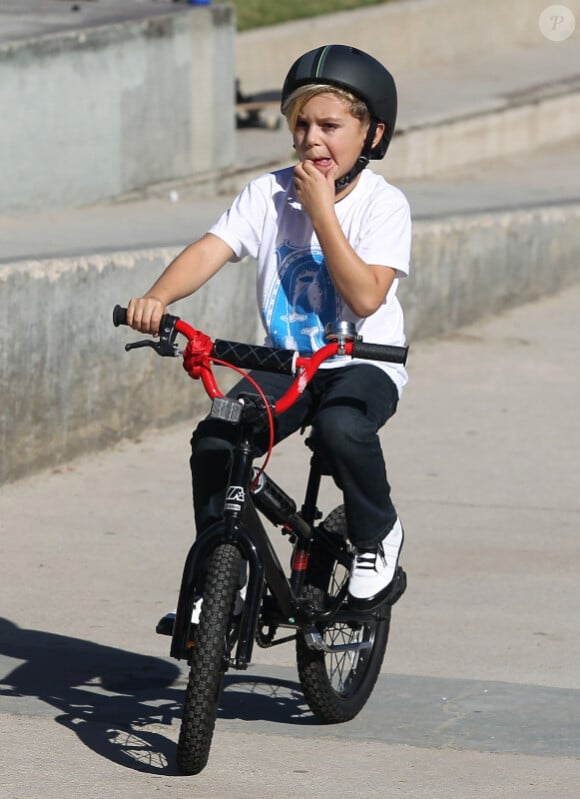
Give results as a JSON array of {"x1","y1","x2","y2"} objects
[{"x1": 311, "y1": 158, "x2": 333, "y2": 170}]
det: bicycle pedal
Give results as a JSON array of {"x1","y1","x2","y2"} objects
[{"x1": 156, "y1": 616, "x2": 198, "y2": 651}]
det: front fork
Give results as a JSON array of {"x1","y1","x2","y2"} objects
[
  {"x1": 171, "y1": 433, "x2": 327, "y2": 666},
  {"x1": 169, "y1": 515, "x2": 265, "y2": 664}
]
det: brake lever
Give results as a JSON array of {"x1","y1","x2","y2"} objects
[
  {"x1": 125, "y1": 339, "x2": 182, "y2": 357},
  {"x1": 125, "y1": 322, "x2": 182, "y2": 357}
]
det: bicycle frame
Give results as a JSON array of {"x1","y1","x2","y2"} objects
[{"x1": 169, "y1": 404, "x2": 372, "y2": 669}]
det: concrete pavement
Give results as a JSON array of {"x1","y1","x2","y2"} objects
[
  {"x1": 1, "y1": 284, "x2": 579, "y2": 796},
  {"x1": 0, "y1": 0, "x2": 186, "y2": 43}
]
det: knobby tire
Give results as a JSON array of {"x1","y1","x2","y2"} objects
[{"x1": 177, "y1": 543, "x2": 242, "y2": 775}]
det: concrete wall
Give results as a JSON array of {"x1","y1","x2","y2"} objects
[
  {"x1": 236, "y1": 0, "x2": 567, "y2": 95},
  {"x1": 386, "y1": 89, "x2": 580, "y2": 182},
  {"x1": 2, "y1": 202, "x2": 579, "y2": 485},
  {"x1": 0, "y1": 5, "x2": 235, "y2": 214},
  {"x1": 0, "y1": 250, "x2": 257, "y2": 485},
  {"x1": 403, "y1": 204, "x2": 580, "y2": 340}
]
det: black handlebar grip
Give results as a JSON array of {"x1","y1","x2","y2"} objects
[
  {"x1": 113, "y1": 305, "x2": 128, "y2": 327},
  {"x1": 212, "y1": 339, "x2": 296, "y2": 375},
  {"x1": 351, "y1": 340, "x2": 409, "y2": 365}
]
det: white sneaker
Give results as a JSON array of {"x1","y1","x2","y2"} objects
[{"x1": 348, "y1": 518, "x2": 404, "y2": 609}]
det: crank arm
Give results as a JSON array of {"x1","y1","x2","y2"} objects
[{"x1": 302, "y1": 627, "x2": 372, "y2": 653}]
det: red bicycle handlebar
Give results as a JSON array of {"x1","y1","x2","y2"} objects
[
  {"x1": 175, "y1": 318, "x2": 344, "y2": 413},
  {"x1": 113, "y1": 305, "x2": 407, "y2": 417}
]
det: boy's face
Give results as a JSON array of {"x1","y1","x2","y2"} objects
[{"x1": 292, "y1": 93, "x2": 371, "y2": 183}]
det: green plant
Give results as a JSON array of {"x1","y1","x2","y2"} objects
[{"x1": 229, "y1": 0, "x2": 394, "y2": 32}]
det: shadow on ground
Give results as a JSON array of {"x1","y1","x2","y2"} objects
[{"x1": 0, "y1": 618, "x2": 310, "y2": 774}]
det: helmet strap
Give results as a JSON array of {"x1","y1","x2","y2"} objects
[{"x1": 334, "y1": 121, "x2": 377, "y2": 194}]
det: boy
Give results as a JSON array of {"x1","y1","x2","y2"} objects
[{"x1": 127, "y1": 45, "x2": 411, "y2": 609}]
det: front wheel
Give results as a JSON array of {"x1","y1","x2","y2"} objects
[
  {"x1": 296, "y1": 505, "x2": 393, "y2": 724},
  {"x1": 177, "y1": 543, "x2": 241, "y2": 775}
]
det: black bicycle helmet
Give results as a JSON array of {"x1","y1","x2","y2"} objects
[{"x1": 281, "y1": 44, "x2": 398, "y2": 161}]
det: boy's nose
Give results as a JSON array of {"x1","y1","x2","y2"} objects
[{"x1": 304, "y1": 125, "x2": 322, "y2": 146}]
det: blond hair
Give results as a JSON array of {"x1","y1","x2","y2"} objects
[{"x1": 282, "y1": 84, "x2": 370, "y2": 132}]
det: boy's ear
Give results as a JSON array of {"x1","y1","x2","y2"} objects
[{"x1": 372, "y1": 122, "x2": 385, "y2": 149}]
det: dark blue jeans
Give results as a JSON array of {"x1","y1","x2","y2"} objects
[{"x1": 190, "y1": 364, "x2": 399, "y2": 549}]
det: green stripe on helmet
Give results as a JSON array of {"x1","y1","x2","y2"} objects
[{"x1": 314, "y1": 45, "x2": 331, "y2": 78}]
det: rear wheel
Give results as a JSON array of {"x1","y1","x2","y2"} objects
[
  {"x1": 177, "y1": 543, "x2": 241, "y2": 775},
  {"x1": 296, "y1": 505, "x2": 392, "y2": 723}
]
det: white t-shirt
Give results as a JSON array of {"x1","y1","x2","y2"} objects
[{"x1": 209, "y1": 166, "x2": 411, "y2": 395}]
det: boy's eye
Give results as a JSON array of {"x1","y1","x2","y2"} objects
[{"x1": 295, "y1": 120, "x2": 339, "y2": 131}]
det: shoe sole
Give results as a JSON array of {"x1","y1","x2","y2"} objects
[{"x1": 348, "y1": 565, "x2": 407, "y2": 611}]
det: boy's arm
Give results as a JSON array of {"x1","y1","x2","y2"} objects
[
  {"x1": 127, "y1": 233, "x2": 234, "y2": 334},
  {"x1": 293, "y1": 161, "x2": 396, "y2": 317},
  {"x1": 313, "y1": 210, "x2": 395, "y2": 317}
]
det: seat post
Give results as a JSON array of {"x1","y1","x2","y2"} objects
[{"x1": 300, "y1": 447, "x2": 326, "y2": 526}]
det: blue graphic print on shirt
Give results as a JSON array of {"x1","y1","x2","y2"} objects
[{"x1": 264, "y1": 241, "x2": 342, "y2": 353}]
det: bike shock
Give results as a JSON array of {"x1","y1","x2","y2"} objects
[{"x1": 250, "y1": 469, "x2": 312, "y2": 539}]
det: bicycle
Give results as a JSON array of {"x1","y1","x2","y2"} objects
[{"x1": 113, "y1": 305, "x2": 408, "y2": 775}]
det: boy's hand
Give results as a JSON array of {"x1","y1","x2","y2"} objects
[
  {"x1": 126, "y1": 296, "x2": 166, "y2": 335},
  {"x1": 293, "y1": 160, "x2": 337, "y2": 221}
]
